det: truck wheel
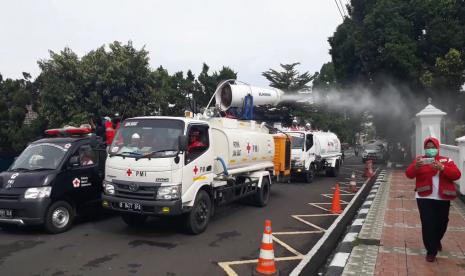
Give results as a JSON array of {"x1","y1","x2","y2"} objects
[
  {"x1": 326, "y1": 162, "x2": 340, "y2": 177},
  {"x1": 185, "y1": 190, "x2": 212, "y2": 235},
  {"x1": 121, "y1": 213, "x2": 147, "y2": 226},
  {"x1": 253, "y1": 176, "x2": 270, "y2": 207},
  {"x1": 304, "y1": 168, "x2": 314, "y2": 183},
  {"x1": 44, "y1": 201, "x2": 75, "y2": 234}
]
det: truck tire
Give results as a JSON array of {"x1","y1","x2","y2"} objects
[
  {"x1": 253, "y1": 176, "x2": 270, "y2": 207},
  {"x1": 304, "y1": 168, "x2": 314, "y2": 183},
  {"x1": 44, "y1": 201, "x2": 75, "y2": 234},
  {"x1": 326, "y1": 161, "x2": 340, "y2": 177},
  {"x1": 121, "y1": 213, "x2": 147, "y2": 226},
  {"x1": 185, "y1": 190, "x2": 212, "y2": 235}
]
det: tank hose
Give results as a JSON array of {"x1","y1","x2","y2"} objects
[{"x1": 216, "y1": 157, "x2": 229, "y2": 176}]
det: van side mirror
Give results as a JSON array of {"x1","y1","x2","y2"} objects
[
  {"x1": 68, "y1": 156, "x2": 80, "y2": 168},
  {"x1": 179, "y1": 135, "x2": 188, "y2": 152}
]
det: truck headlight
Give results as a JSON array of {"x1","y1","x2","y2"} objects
[
  {"x1": 156, "y1": 185, "x2": 181, "y2": 200},
  {"x1": 24, "y1": 187, "x2": 52, "y2": 199},
  {"x1": 104, "y1": 181, "x2": 115, "y2": 195}
]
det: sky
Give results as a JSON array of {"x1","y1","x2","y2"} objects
[{"x1": 0, "y1": 0, "x2": 344, "y2": 86}]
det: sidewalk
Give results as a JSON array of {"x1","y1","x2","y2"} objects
[{"x1": 342, "y1": 169, "x2": 465, "y2": 276}]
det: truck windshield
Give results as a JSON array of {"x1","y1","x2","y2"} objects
[
  {"x1": 289, "y1": 133, "x2": 305, "y2": 149},
  {"x1": 110, "y1": 119, "x2": 185, "y2": 158},
  {"x1": 10, "y1": 143, "x2": 67, "y2": 171}
]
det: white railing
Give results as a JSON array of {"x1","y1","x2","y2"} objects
[
  {"x1": 440, "y1": 144, "x2": 459, "y2": 161},
  {"x1": 440, "y1": 138, "x2": 465, "y2": 195}
]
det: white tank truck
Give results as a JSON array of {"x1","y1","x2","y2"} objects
[
  {"x1": 285, "y1": 130, "x2": 342, "y2": 183},
  {"x1": 101, "y1": 80, "x2": 290, "y2": 234}
]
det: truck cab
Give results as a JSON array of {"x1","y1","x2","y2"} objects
[
  {"x1": 102, "y1": 116, "x2": 276, "y2": 234},
  {"x1": 0, "y1": 131, "x2": 106, "y2": 233},
  {"x1": 287, "y1": 130, "x2": 342, "y2": 183}
]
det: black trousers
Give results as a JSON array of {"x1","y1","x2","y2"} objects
[{"x1": 416, "y1": 198, "x2": 450, "y2": 256}]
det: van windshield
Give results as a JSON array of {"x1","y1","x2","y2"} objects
[
  {"x1": 289, "y1": 133, "x2": 305, "y2": 149},
  {"x1": 10, "y1": 143, "x2": 67, "y2": 171},
  {"x1": 110, "y1": 119, "x2": 185, "y2": 158}
]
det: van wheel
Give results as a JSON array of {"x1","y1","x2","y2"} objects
[
  {"x1": 185, "y1": 190, "x2": 211, "y2": 235},
  {"x1": 121, "y1": 213, "x2": 147, "y2": 226},
  {"x1": 44, "y1": 201, "x2": 75, "y2": 234},
  {"x1": 253, "y1": 177, "x2": 270, "y2": 207}
]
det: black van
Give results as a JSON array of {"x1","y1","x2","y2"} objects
[{"x1": 0, "y1": 133, "x2": 106, "y2": 233}]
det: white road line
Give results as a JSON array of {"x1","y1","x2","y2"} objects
[
  {"x1": 273, "y1": 236, "x2": 303, "y2": 257},
  {"x1": 274, "y1": 231, "x2": 324, "y2": 235},
  {"x1": 292, "y1": 215, "x2": 326, "y2": 231},
  {"x1": 290, "y1": 168, "x2": 380, "y2": 276},
  {"x1": 352, "y1": 218, "x2": 365, "y2": 226}
]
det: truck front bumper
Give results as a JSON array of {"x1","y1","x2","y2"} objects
[
  {"x1": 0, "y1": 198, "x2": 50, "y2": 226},
  {"x1": 102, "y1": 195, "x2": 187, "y2": 216}
]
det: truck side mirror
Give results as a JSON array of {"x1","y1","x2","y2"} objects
[
  {"x1": 68, "y1": 156, "x2": 80, "y2": 168},
  {"x1": 179, "y1": 135, "x2": 188, "y2": 152}
]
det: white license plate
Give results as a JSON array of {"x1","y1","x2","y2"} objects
[
  {"x1": 0, "y1": 209, "x2": 13, "y2": 218},
  {"x1": 118, "y1": 202, "x2": 141, "y2": 211}
]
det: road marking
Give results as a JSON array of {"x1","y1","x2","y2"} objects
[
  {"x1": 217, "y1": 163, "x2": 375, "y2": 276},
  {"x1": 273, "y1": 236, "x2": 304, "y2": 256},
  {"x1": 309, "y1": 202, "x2": 349, "y2": 212},
  {"x1": 218, "y1": 256, "x2": 304, "y2": 276}
]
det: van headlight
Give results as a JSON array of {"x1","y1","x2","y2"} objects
[
  {"x1": 156, "y1": 184, "x2": 181, "y2": 200},
  {"x1": 104, "y1": 181, "x2": 115, "y2": 195},
  {"x1": 24, "y1": 187, "x2": 52, "y2": 199}
]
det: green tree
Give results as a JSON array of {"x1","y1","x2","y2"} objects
[
  {"x1": 262, "y1": 63, "x2": 315, "y2": 91},
  {"x1": 0, "y1": 73, "x2": 43, "y2": 157}
]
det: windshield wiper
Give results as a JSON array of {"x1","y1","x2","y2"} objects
[
  {"x1": 136, "y1": 149, "x2": 178, "y2": 160},
  {"x1": 29, "y1": 168, "x2": 54, "y2": 171},
  {"x1": 9, "y1": 167, "x2": 30, "y2": 172}
]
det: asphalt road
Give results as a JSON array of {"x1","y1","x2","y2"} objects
[{"x1": 0, "y1": 154, "x2": 371, "y2": 276}]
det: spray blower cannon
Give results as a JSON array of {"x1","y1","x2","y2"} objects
[{"x1": 207, "y1": 80, "x2": 284, "y2": 120}]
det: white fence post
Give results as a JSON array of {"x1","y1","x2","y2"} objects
[
  {"x1": 415, "y1": 99, "x2": 446, "y2": 156},
  {"x1": 457, "y1": 136, "x2": 465, "y2": 195}
]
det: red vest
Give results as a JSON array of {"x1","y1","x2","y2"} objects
[{"x1": 405, "y1": 155, "x2": 461, "y2": 200}]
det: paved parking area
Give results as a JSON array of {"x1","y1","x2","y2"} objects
[{"x1": 0, "y1": 156, "x2": 369, "y2": 276}]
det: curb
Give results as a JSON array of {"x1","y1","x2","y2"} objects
[
  {"x1": 289, "y1": 168, "x2": 381, "y2": 276},
  {"x1": 323, "y1": 170, "x2": 388, "y2": 276}
]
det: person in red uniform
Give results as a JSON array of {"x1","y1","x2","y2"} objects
[
  {"x1": 188, "y1": 129, "x2": 206, "y2": 153},
  {"x1": 405, "y1": 137, "x2": 461, "y2": 262},
  {"x1": 105, "y1": 118, "x2": 115, "y2": 145}
]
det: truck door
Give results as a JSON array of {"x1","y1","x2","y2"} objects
[
  {"x1": 305, "y1": 134, "x2": 314, "y2": 168},
  {"x1": 183, "y1": 124, "x2": 213, "y2": 192},
  {"x1": 56, "y1": 144, "x2": 101, "y2": 205}
]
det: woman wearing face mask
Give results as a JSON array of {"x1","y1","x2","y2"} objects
[{"x1": 405, "y1": 137, "x2": 461, "y2": 262}]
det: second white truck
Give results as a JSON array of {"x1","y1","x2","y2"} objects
[{"x1": 285, "y1": 130, "x2": 342, "y2": 183}]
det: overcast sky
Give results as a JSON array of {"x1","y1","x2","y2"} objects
[{"x1": 0, "y1": 0, "x2": 344, "y2": 86}]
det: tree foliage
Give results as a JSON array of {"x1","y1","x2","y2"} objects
[
  {"x1": 330, "y1": 0, "x2": 465, "y2": 117},
  {"x1": 0, "y1": 41, "x2": 237, "y2": 156},
  {"x1": 262, "y1": 63, "x2": 315, "y2": 91}
]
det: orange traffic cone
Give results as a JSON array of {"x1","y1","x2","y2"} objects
[
  {"x1": 331, "y1": 183, "x2": 342, "y2": 214},
  {"x1": 253, "y1": 220, "x2": 279, "y2": 276},
  {"x1": 349, "y1": 172, "x2": 357, "y2": 193}
]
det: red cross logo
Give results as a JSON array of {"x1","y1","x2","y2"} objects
[
  {"x1": 127, "y1": 169, "x2": 132, "y2": 176},
  {"x1": 193, "y1": 165, "x2": 199, "y2": 175},
  {"x1": 246, "y1": 143, "x2": 251, "y2": 153},
  {"x1": 72, "y1": 178, "x2": 80, "y2": 188}
]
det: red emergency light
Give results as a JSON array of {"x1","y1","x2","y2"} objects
[{"x1": 45, "y1": 127, "x2": 92, "y2": 136}]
